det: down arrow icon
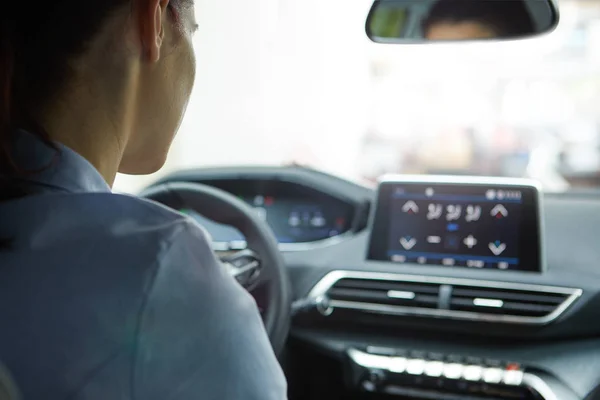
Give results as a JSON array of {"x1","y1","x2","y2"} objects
[
  {"x1": 400, "y1": 236, "x2": 417, "y2": 250},
  {"x1": 488, "y1": 241, "x2": 507, "y2": 256}
]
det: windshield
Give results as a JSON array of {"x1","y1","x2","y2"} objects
[{"x1": 114, "y1": 0, "x2": 600, "y2": 194}]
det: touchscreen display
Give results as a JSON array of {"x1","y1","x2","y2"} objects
[{"x1": 367, "y1": 179, "x2": 543, "y2": 272}]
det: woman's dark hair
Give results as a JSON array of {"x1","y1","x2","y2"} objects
[
  {"x1": 422, "y1": 0, "x2": 536, "y2": 38},
  {"x1": 0, "y1": 0, "x2": 186, "y2": 200}
]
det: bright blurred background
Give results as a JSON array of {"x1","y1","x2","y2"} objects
[{"x1": 114, "y1": 0, "x2": 600, "y2": 193}]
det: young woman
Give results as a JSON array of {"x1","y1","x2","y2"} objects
[{"x1": 0, "y1": 1, "x2": 286, "y2": 398}]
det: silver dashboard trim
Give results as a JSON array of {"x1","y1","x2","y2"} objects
[
  {"x1": 522, "y1": 373, "x2": 559, "y2": 400},
  {"x1": 307, "y1": 270, "x2": 582, "y2": 325},
  {"x1": 347, "y1": 348, "x2": 558, "y2": 400}
]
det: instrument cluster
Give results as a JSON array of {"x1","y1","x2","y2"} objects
[{"x1": 182, "y1": 179, "x2": 356, "y2": 249}]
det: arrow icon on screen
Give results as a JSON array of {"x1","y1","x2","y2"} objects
[
  {"x1": 402, "y1": 201, "x2": 419, "y2": 214},
  {"x1": 491, "y1": 204, "x2": 508, "y2": 219},
  {"x1": 400, "y1": 236, "x2": 417, "y2": 250},
  {"x1": 488, "y1": 241, "x2": 507, "y2": 256}
]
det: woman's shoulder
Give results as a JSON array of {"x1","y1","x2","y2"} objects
[
  {"x1": 0, "y1": 191, "x2": 212, "y2": 253},
  {"x1": 109, "y1": 192, "x2": 191, "y2": 224},
  {"x1": 89, "y1": 192, "x2": 211, "y2": 240},
  {"x1": 110, "y1": 192, "x2": 214, "y2": 244}
]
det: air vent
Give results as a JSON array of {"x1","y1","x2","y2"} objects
[
  {"x1": 449, "y1": 286, "x2": 570, "y2": 318},
  {"x1": 328, "y1": 277, "x2": 440, "y2": 311},
  {"x1": 307, "y1": 271, "x2": 582, "y2": 325}
]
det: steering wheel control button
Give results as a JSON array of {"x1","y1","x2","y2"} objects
[
  {"x1": 503, "y1": 370, "x2": 524, "y2": 386},
  {"x1": 222, "y1": 249, "x2": 262, "y2": 288},
  {"x1": 424, "y1": 361, "x2": 444, "y2": 377},
  {"x1": 388, "y1": 357, "x2": 407, "y2": 374},
  {"x1": 463, "y1": 365, "x2": 483, "y2": 382},
  {"x1": 443, "y1": 363, "x2": 464, "y2": 380},
  {"x1": 483, "y1": 368, "x2": 504, "y2": 384},
  {"x1": 406, "y1": 359, "x2": 426, "y2": 375}
]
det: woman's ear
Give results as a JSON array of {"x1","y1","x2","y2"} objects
[{"x1": 138, "y1": 0, "x2": 169, "y2": 63}]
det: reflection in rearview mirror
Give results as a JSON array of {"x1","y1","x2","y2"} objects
[{"x1": 366, "y1": 0, "x2": 559, "y2": 43}]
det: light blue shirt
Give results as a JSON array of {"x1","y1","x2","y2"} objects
[{"x1": 0, "y1": 132, "x2": 287, "y2": 399}]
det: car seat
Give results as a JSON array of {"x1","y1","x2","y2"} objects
[{"x1": 0, "y1": 363, "x2": 19, "y2": 400}]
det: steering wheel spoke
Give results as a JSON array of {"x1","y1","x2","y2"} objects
[{"x1": 221, "y1": 249, "x2": 262, "y2": 289}]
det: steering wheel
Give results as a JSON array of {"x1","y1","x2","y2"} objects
[{"x1": 140, "y1": 182, "x2": 292, "y2": 356}]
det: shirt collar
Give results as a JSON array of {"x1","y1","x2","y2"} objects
[{"x1": 9, "y1": 130, "x2": 111, "y2": 194}]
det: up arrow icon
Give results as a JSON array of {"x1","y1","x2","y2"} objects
[
  {"x1": 402, "y1": 201, "x2": 419, "y2": 214},
  {"x1": 491, "y1": 204, "x2": 508, "y2": 219}
]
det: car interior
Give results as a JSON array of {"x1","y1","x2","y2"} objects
[
  {"x1": 143, "y1": 163, "x2": 600, "y2": 400},
  {"x1": 0, "y1": 362, "x2": 19, "y2": 400},
  {"x1": 6, "y1": 0, "x2": 600, "y2": 399},
  {"x1": 133, "y1": 1, "x2": 600, "y2": 399}
]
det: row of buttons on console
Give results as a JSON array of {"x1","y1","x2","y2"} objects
[{"x1": 349, "y1": 348, "x2": 524, "y2": 386}]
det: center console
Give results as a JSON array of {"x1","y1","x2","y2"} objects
[
  {"x1": 295, "y1": 176, "x2": 584, "y2": 400},
  {"x1": 345, "y1": 346, "x2": 574, "y2": 400},
  {"x1": 306, "y1": 177, "x2": 580, "y2": 327}
]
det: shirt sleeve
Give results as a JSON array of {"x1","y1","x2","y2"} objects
[{"x1": 132, "y1": 220, "x2": 287, "y2": 400}]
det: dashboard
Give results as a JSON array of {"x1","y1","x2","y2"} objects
[
  {"x1": 149, "y1": 166, "x2": 600, "y2": 400},
  {"x1": 177, "y1": 179, "x2": 354, "y2": 249}
]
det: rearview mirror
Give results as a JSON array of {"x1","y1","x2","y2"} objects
[{"x1": 366, "y1": 0, "x2": 559, "y2": 43}]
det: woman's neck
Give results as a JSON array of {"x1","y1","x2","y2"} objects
[{"x1": 39, "y1": 65, "x2": 138, "y2": 188}]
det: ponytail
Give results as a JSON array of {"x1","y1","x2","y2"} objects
[
  {"x1": 0, "y1": 18, "x2": 18, "y2": 246},
  {"x1": 0, "y1": 17, "x2": 52, "y2": 203},
  {"x1": 0, "y1": 12, "x2": 59, "y2": 202},
  {"x1": 0, "y1": 18, "x2": 15, "y2": 176},
  {"x1": 0, "y1": 18, "x2": 30, "y2": 204}
]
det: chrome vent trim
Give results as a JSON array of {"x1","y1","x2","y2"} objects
[
  {"x1": 307, "y1": 271, "x2": 582, "y2": 325},
  {"x1": 327, "y1": 278, "x2": 441, "y2": 311}
]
